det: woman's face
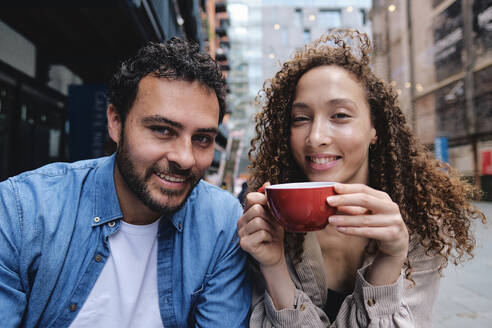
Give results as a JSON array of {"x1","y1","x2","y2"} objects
[{"x1": 289, "y1": 65, "x2": 377, "y2": 185}]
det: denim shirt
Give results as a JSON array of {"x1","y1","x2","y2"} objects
[{"x1": 0, "y1": 155, "x2": 251, "y2": 327}]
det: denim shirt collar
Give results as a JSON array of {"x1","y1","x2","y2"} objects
[
  {"x1": 90, "y1": 153, "x2": 192, "y2": 231},
  {"x1": 164, "y1": 181, "x2": 200, "y2": 233},
  {"x1": 91, "y1": 154, "x2": 123, "y2": 226}
]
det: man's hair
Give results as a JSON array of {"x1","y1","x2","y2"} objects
[{"x1": 108, "y1": 37, "x2": 227, "y2": 123}]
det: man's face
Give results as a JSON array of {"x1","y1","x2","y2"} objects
[{"x1": 110, "y1": 76, "x2": 219, "y2": 217}]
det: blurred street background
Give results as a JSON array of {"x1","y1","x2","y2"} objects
[
  {"x1": 435, "y1": 202, "x2": 492, "y2": 327},
  {"x1": 0, "y1": 0, "x2": 491, "y2": 326}
]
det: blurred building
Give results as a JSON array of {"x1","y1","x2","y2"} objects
[
  {"x1": 371, "y1": 0, "x2": 492, "y2": 199},
  {"x1": 261, "y1": 0, "x2": 372, "y2": 81},
  {"x1": 199, "y1": 0, "x2": 235, "y2": 188},
  {"x1": 226, "y1": 0, "x2": 372, "y2": 193},
  {"x1": 0, "y1": 1, "x2": 231, "y2": 182},
  {"x1": 225, "y1": 1, "x2": 264, "y2": 193}
]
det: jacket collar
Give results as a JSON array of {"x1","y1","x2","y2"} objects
[
  {"x1": 90, "y1": 153, "x2": 200, "y2": 231},
  {"x1": 92, "y1": 154, "x2": 123, "y2": 226}
]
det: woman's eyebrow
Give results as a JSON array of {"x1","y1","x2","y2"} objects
[
  {"x1": 292, "y1": 101, "x2": 310, "y2": 109},
  {"x1": 327, "y1": 98, "x2": 358, "y2": 108},
  {"x1": 292, "y1": 98, "x2": 358, "y2": 110}
]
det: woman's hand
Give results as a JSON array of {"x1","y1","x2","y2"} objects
[
  {"x1": 237, "y1": 187, "x2": 296, "y2": 309},
  {"x1": 327, "y1": 183, "x2": 409, "y2": 285},
  {"x1": 237, "y1": 190, "x2": 285, "y2": 268}
]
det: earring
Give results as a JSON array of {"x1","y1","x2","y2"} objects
[{"x1": 369, "y1": 143, "x2": 376, "y2": 151}]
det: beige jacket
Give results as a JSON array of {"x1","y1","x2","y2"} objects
[{"x1": 250, "y1": 232, "x2": 444, "y2": 327}]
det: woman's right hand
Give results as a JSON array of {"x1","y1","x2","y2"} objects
[
  {"x1": 237, "y1": 190, "x2": 285, "y2": 268},
  {"x1": 238, "y1": 186, "x2": 297, "y2": 310}
]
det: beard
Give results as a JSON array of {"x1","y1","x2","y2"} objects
[{"x1": 115, "y1": 131, "x2": 201, "y2": 216}]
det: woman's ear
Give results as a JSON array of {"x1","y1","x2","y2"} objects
[
  {"x1": 370, "y1": 126, "x2": 377, "y2": 145},
  {"x1": 107, "y1": 104, "x2": 122, "y2": 145}
]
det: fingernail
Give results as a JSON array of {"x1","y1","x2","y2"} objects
[
  {"x1": 337, "y1": 226, "x2": 346, "y2": 232},
  {"x1": 328, "y1": 216, "x2": 339, "y2": 224},
  {"x1": 327, "y1": 196, "x2": 337, "y2": 205}
]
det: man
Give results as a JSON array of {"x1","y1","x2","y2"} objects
[{"x1": 0, "y1": 38, "x2": 251, "y2": 327}]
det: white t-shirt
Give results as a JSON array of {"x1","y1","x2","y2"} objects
[{"x1": 70, "y1": 218, "x2": 163, "y2": 328}]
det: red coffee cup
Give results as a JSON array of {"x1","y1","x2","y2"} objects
[{"x1": 265, "y1": 182, "x2": 337, "y2": 232}]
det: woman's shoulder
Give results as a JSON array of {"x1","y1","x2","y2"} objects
[{"x1": 407, "y1": 234, "x2": 447, "y2": 271}]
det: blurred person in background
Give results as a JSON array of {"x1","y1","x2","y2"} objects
[
  {"x1": 0, "y1": 38, "x2": 250, "y2": 327},
  {"x1": 237, "y1": 181, "x2": 249, "y2": 207},
  {"x1": 237, "y1": 30, "x2": 485, "y2": 327}
]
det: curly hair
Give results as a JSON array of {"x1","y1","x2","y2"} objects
[
  {"x1": 248, "y1": 30, "x2": 485, "y2": 274},
  {"x1": 108, "y1": 37, "x2": 227, "y2": 124}
]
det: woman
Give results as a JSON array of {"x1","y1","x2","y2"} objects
[{"x1": 237, "y1": 30, "x2": 485, "y2": 327}]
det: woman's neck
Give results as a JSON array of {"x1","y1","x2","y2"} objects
[{"x1": 316, "y1": 225, "x2": 369, "y2": 293}]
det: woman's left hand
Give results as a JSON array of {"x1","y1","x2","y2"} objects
[{"x1": 327, "y1": 183, "x2": 409, "y2": 284}]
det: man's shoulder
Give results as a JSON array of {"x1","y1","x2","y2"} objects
[
  {"x1": 184, "y1": 180, "x2": 242, "y2": 224},
  {"x1": 1, "y1": 156, "x2": 112, "y2": 200},
  {"x1": 194, "y1": 180, "x2": 240, "y2": 206},
  {"x1": 180, "y1": 181, "x2": 243, "y2": 250},
  {"x1": 11, "y1": 157, "x2": 108, "y2": 182}
]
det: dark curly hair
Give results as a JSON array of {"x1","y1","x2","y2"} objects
[
  {"x1": 108, "y1": 37, "x2": 227, "y2": 124},
  {"x1": 249, "y1": 30, "x2": 485, "y2": 275}
]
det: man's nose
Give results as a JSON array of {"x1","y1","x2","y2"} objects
[{"x1": 167, "y1": 138, "x2": 195, "y2": 170}]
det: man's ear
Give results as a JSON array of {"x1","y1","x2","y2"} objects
[{"x1": 107, "y1": 104, "x2": 122, "y2": 145}]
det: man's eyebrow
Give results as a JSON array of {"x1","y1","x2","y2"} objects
[
  {"x1": 141, "y1": 115, "x2": 218, "y2": 134},
  {"x1": 141, "y1": 115, "x2": 183, "y2": 129},
  {"x1": 197, "y1": 127, "x2": 219, "y2": 134}
]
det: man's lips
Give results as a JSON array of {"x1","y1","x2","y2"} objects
[{"x1": 154, "y1": 171, "x2": 188, "y2": 184}]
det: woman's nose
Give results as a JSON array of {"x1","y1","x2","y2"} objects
[{"x1": 307, "y1": 120, "x2": 332, "y2": 147}]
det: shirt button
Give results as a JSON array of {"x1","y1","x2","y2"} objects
[
  {"x1": 367, "y1": 298, "x2": 376, "y2": 307},
  {"x1": 178, "y1": 222, "x2": 183, "y2": 230},
  {"x1": 93, "y1": 217, "x2": 100, "y2": 223},
  {"x1": 69, "y1": 303, "x2": 77, "y2": 312},
  {"x1": 300, "y1": 303, "x2": 306, "y2": 311},
  {"x1": 94, "y1": 254, "x2": 103, "y2": 262},
  {"x1": 108, "y1": 221, "x2": 115, "y2": 227}
]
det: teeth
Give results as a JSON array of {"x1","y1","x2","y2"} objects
[
  {"x1": 156, "y1": 172, "x2": 186, "y2": 183},
  {"x1": 310, "y1": 157, "x2": 338, "y2": 164}
]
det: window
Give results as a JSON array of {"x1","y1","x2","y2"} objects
[
  {"x1": 295, "y1": 8, "x2": 303, "y2": 27},
  {"x1": 318, "y1": 9, "x2": 341, "y2": 29},
  {"x1": 303, "y1": 29, "x2": 311, "y2": 44},
  {"x1": 360, "y1": 9, "x2": 367, "y2": 25},
  {"x1": 282, "y1": 28, "x2": 288, "y2": 46}
]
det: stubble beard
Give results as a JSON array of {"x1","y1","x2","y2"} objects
[{"x1": 115, "y1": 131, "x2": 201, "y2": 216}]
